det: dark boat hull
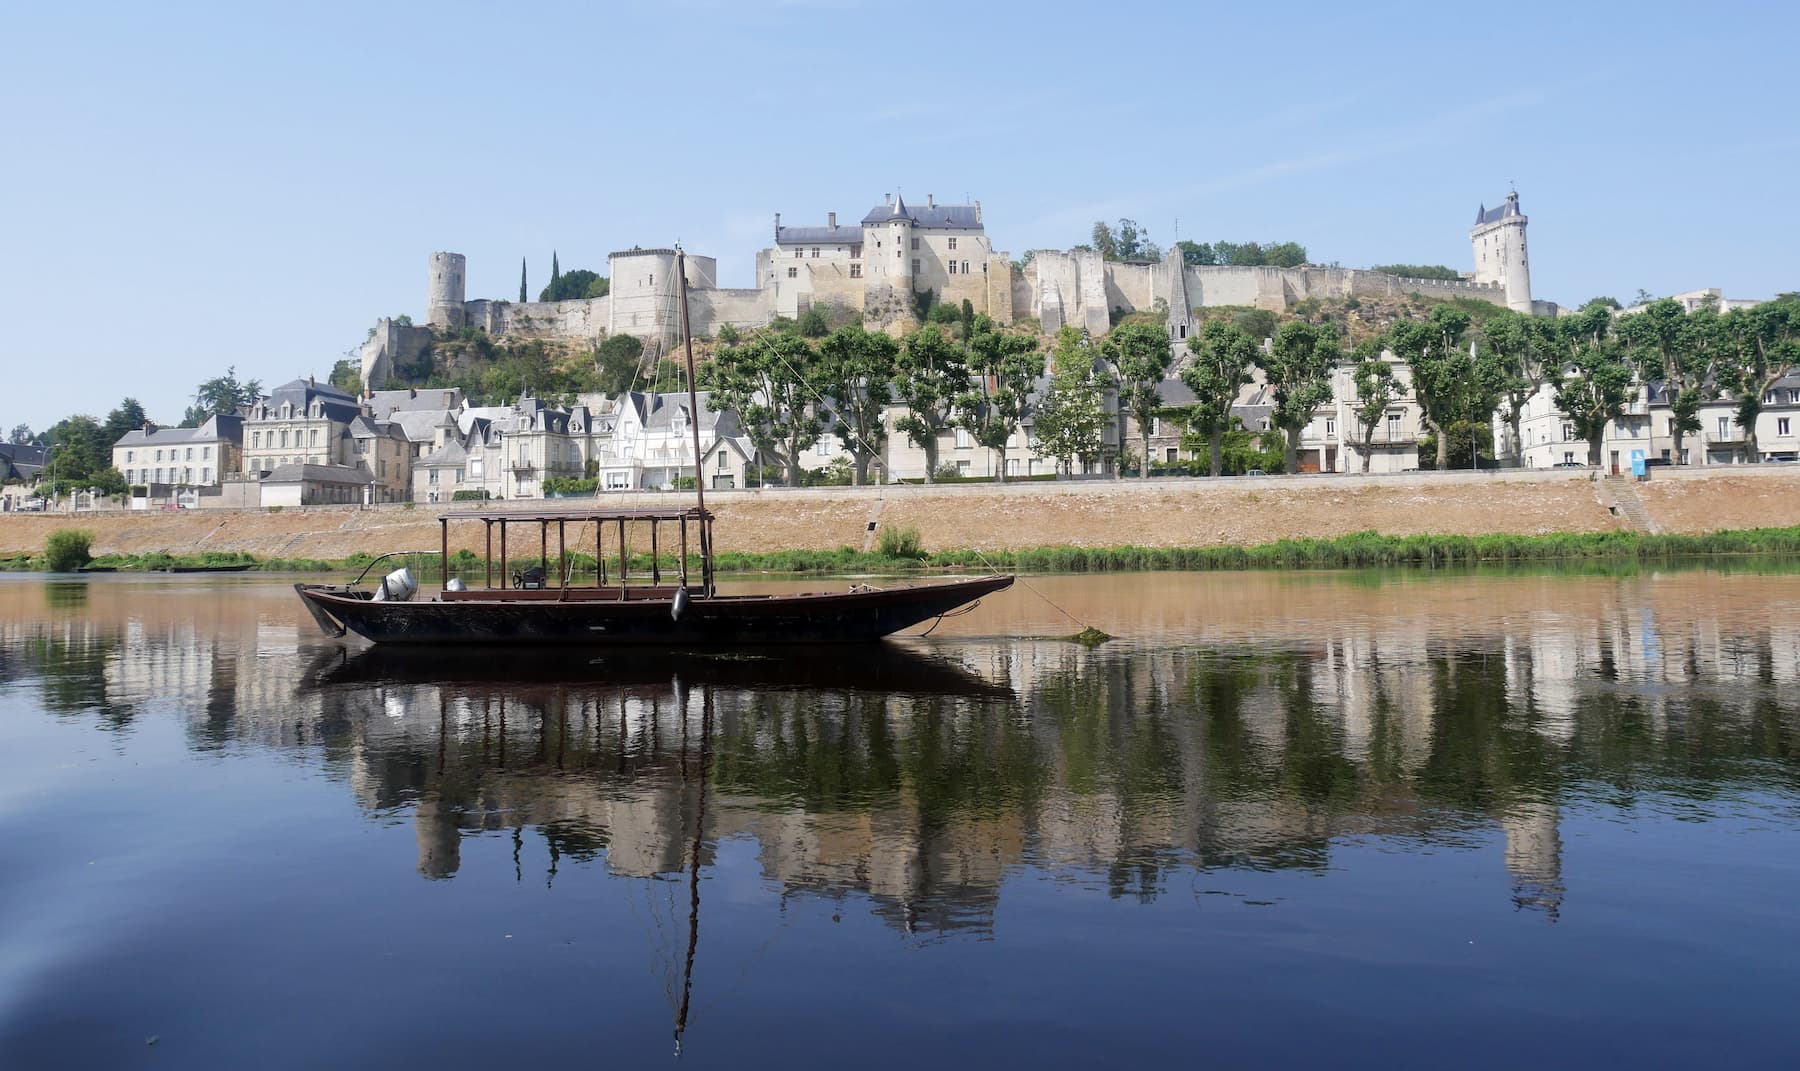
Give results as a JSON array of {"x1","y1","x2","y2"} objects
[{"x1": 296, "y1": 576, "x2": 1013, "y2": 646}]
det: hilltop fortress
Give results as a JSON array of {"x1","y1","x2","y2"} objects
[{"x1": 361, "y1": 189, "x2": 1555, "y2": 390}]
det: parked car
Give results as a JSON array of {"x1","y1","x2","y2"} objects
[
  {"x1": 1244, "y1": 468, "x2": 1267, "y2": 477},
  {"x1": 1551, "y1": 461, "x2": 1588, "y2": 469}
]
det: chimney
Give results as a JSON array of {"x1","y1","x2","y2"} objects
[
  {"x1": 443, "y1": 391, "x2": 453, "y2": 408},
  {"x1": 828, "y1": 211, "x2": 836, "y2": 228},
  {"x1": 308, "y1": 374, "x2": 316, "y2": 388},
  {"x1": 142, "y1": 420, "x2": 154, "y2": 433},
  {"x1": 774, "y1": 212, "x2": 781, "y2": 237},
  {"x1": 975, "y1": 199, "x2": 982, "y2": 223},
  {"x1": 885, "y1": 192, "x2": 893, "y2": 206},
  {"x1": 927, "y1": 193, "x2": 934, "y2": 208}
]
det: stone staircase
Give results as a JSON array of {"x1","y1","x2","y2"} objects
[{"x1": 1602, "y1": 476, "x2": 1659, "y2": 534}]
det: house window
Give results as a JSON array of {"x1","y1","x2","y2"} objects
[
  {"x1": 1563, "y1": 451, "x2": 1575, "y2": 464},
  {"x1": 1718, "y1": 417, "x2": 1730, "y2": 439},
  {"x1": 911, "y1": 259, "x2": 920, "y2": 274},
  {"x1": 155, "y1": 448, "x2": 163, "y2": 461},
  {"x1": 252, "y1": 432, "x2": 261, "y2": 448},
  {"x1": 310, "y1": 429, "x2": 319, "y2": 446},
  {"x1": 1325, "y1": 418, "x2": 1336, "y2": 437},
  {"x1": 280, "y1": 430, "x2": 290, "y2": 448},
  {"x1": 718, "y1": 451, "x2": 728, "y2": 471},
  {"x1": 815, "y1": 439, "x2": 833, "y2": 457},
  {"x1": 849, "y1": 263, "x2": 862, "y2": 278},
  {"x1": 185, "y1": 447, "x2": 194, "y2": 460},
  {"x1": 954, "y1": 428, "x2": 972, "y2": 449},
  {"x1": 469, "y1": 459, "x2": 483, "y2": 478},
  {"x1": 948, "y1": 261, "x2": 957, "y2": 275},
  {"x1": 1164, "y1": 449, "x2": 1177, "y2": 463},
  {"x1": 1780, "y1": 418, "x2": 1792, "y2": 437},
  {"x1": 126, "y1": 450, "x2": 134, "y2": 463},
  {"x1": 429, "y1": 469, "x2": 439, "y2": 485},
  {"x1": 787, "y1": 267, "x2": 798, "y2": 278},
  {"x1": 1387, "y1": 413, "x2": 1401, "y2": 440},
  {"x1": 911, "y1": 238, "x2": 919, "y2": 251},
  {"x1": 948, "y1": 237, "x2": 957, "y2": 250},
  {"x1": 1560, "y1": 423, "x2": 1574, "y2": 442},
  {"x1": 202, "y1": 447, "x2": 211, "y2": 459},
  {"x1": 201, "y1": 468, "x2": 210, "y2": 482},
  {"x1": 956, "y1": 460, "x2": 970, "y2": 476}
]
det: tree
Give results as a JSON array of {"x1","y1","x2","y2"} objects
[
  {"x1": 1175, "y1": 241, "x2": 1215, "y2": 266},
  {"x1": 1258, "y1": 321, "x2": 1339, "y2": 473},
  {"x1": 592, "y1": 334, "x2": 646, "y2": 394},
  {"x1": 1181, "y1": 320, "x2": 1256, "y2": 476},
  {"x1": 550, "y1": 251, "x2": 561, "y2": 298},
  {"x1": 1372, "y1": 264, "x2": 1462, "y2": 281},
  {"x1": 1349, "y1": 341, "x2": 1399, "y2": 474},
  {"x1": 1482, "y1": 309, "x2": 1555, "y2": 466},
  {"x1": 42, "y1": 415, "x2": 109, "y2": 486},
  {"x1": 1233, "y1": 308, "x2": 1278, "y2": 343},
  {"x1": 182, "y1": 367, "x2": 261, "y2": 428},
  {"x1": 892, "y1": 325, "x2": 971, "y2": 484},
  {"x1": 1616, "y1": 299, "x2": 1721, "y2": 465},
  {"x1": 541, "y1": 267, "x2": 605, "y2": 303},
  {"x1": 1550, "y1": 304, "x2": 1634, "y2": 467},
  {"x1": 1389, "y1": 306, "x2": 1476, "y2": 469},
  {"x1": 102, "y1": 398, "x2": 148, "y2": 445},
  {"x1": 1263, "y1": 241, "x2": 1308, "y2": 268},
  {"x1": 957, "y1": 325, "x2": 1045, "y2": 482},
  {"x1": 519, "y1": 257, "x2": 527, "y2": 303},
  {"x1": 815, "y1": 325, "x2": 899, "y2": 485},
  {"x1": 1102, "y1": 322, "x2": 1174, "y2": 479},
  {"x1": 701, "y1": 329, "x2": 822, "y2": 486},
  {"x1": 8, "y1": 424, "x2": 32, "y2": 444},
  {"x1": 328, "y1": 359, "x2": 363, "y2": 399},
  {"x1": 1032, "y1": 327, "x2": 1111, "y2": 476},
  {"x1": 1720, "y1": 298, "x2": 1800, "y2": 461},
  {"x1": 796, "y1": 306, "x2": 831, "y2": 338},
  {"x1": 1089, "y1": 219, "x2": 1160, "y2": 262}
]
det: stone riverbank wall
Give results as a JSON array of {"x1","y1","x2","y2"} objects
[{"x1": 3, "y1": 468, "x2": 1799, "y2": 563}]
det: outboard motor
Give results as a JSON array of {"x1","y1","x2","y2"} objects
[
  {"x1": 445, "y1": 577, "x2": 466, "y2": 592},
  {"x1": 373, "y1": 567, "x2": 417, "y2": 602}
]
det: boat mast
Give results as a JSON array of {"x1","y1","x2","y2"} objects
[{"x1": 676, "y1": 249, "x2": 712, "y2": 596}]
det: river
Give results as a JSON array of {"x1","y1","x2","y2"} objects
[{"x1": 2, "y1": 567, "x2": 1798, "y2": 1068}]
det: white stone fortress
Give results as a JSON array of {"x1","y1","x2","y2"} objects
[{"x1": 361, "y1": 189, "x2": 1551, "y2": 389}]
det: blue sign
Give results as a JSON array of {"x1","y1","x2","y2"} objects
[{"x1": 1631, "y1": 450, "x2": 1646, "y2": 477}]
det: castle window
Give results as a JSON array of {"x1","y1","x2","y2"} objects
[
  {"x1": 911, "y1": 238, "x2": 920, "y2": 251},
  {"x1": 787, "y1": 267, "x2": 798, "y2": 278},
  {"x1": 851, "y1": 244, "x2": 862, "y2": 258},
  {"x1": 811, "y1": 248, "x2": 820, "y2": 258},
  {"x1": 962, "y1": 261, "x2": 970, "y2": 274},
  {"x1": 849, "y1": 264, "x2": 862, "y2": 278},
  {"x1": 912, "y1": 259, "x2": 920, "y2": 274},
  {"x1": 948, "y1": 261, "x2": 957, "y2": 275},
  {"x1": 948, "y1": 238, "x2": 957, "y2": 250},
  {"x1": 795, "y1": 249, "x2": 803, "y2": 258}
]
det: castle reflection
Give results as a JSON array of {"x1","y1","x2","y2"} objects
[{"x1": 3, "y1": 569, "x2": 1798, "y2": 936}]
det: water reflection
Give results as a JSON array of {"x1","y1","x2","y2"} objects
[{"x1": 4, "y1": 573, "x2": 1796, "y2": 939}]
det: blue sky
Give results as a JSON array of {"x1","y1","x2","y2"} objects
[{"x1": 4, "y1": 0, "x2": 1796, "y2": 430}]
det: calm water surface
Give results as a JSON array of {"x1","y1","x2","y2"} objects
[{"x1": 2, "y1": 568, "x2": 1799, "y2": 1068}]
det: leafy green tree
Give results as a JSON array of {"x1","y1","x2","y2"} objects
[
  {"x1": 1720, "y1": 297, "x2": 1800, "y2": 461},
  {"x1": 519, "y1": 257, "x2": 527, "y2": 303},
  {"x1": 8, "y1": 424, "x2": 32, "y2": 444},
  {"x1": 960, "y1": 299, "x2": 976, "y2": 342},
  {"x1": 892, "y1": 325, "x2": 970, "y2": 484},
  {"x1": 1550, "y1": 304, "x2": 1634, "y2": 467},
  {"x1": 1181, "y1": 320, "x2": 1256, "y2": 476},
  {"x1": 701, "y1": 330, "x2": 823, "y2": 486},
  {"x1": 1032, "y1": 327, "x2": 1111, "y2": 476},
  {"x1": 815, "y1": 325, "x2": 899, "y2": 485},
  {"x1": 1175, "y1": 240, "x2": 1215, "y2": 266},
  {"x1": 1482, "y1": 309, "x2": 1555, "y2": 466},
  {"x1": 540, "y1": 267, "x2": 605, "y2": 303},
  {"x1": 1389, "y1": 306, "x2": 1477, "y2": 469},
  {"x1": 1349, "y1": 340, "x2": 1399, "y2": 473},
  {"x1": 796, "y1": 306, "x2": 832, "y2": 338},
  {"x1": 1102, "y1": 322, "x2": 1174, "y2": 479},
  {"x1": 1258, "y1": 321, "x2": 1339, "y2": 473},
  {"x1": 590, "y1": 334, "x2": 647, "y2": 394},
  {"x1": 1616, "y1": 299, "x2": 1723, "y2": 465},
  {"x1": 1233, "y1": 308, "x2": 1278, "y2": 343},
  {"x1": 102, "y1": 398, "x2": 148, "y2": 446},
  {"x1": 1262, "y1": 241, "x2": 1308, "y2": 268},
  {"x1": 181, "y1": 367, "x2": 261, "y2": 428},
  {"x1": 327, "y1": 359, "x2": 363, "y2": 399},
  {"x1": 550, "y1": 251, "x2": 560, "y2": 298},
  {"x1": 957, "y1": 325, "x2": 1045, "y2": 482},
  {"x1": 42, "y1": 415, "x2": 110, "y2": 485}
]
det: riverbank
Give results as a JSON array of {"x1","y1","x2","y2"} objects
[{"x1": 3, "y1": 467, "x2": 1799, "y2": 565}]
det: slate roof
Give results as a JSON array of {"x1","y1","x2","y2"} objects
[
  {"x1": 367, "y1": 388, "x2": 463, "y2": 416},
  {"x1": 263, "y1": 462, "x2": 376, "y2": 485},
  {"x1": 263, "y1": 379, "x2": 362, "y2": 423},
  {"x1": 385, "y1": 409, "x2": 457, "y2": 444},
  {"x1": 776, "y1": 225, "x2": 864, "y2": 245},
  {"x1": 0, "y1": 442, "x2": 47, "y2": 482},
  {"x1": 418, "y1": 440, "x2": 468, "y2": 469},
  {"x1": 1474, "y1": 193, "x2": 1523, "y2": 226},
  {"x1": 113, "y1": 414, "x2": 244, "y2": 448},
  {"x1": 859, "y1": 194, "x2": 983, "y2": 230}
]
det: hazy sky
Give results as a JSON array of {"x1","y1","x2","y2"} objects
[{"x1": 4, "y1": 0, "x2": 1796, "y2": 430}]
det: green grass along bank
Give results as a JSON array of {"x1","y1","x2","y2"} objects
[{"x1": 9, "y1": 526, "x2": 1800, "y2": 577}]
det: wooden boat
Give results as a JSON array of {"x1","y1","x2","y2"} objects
[{"x1": 296, "y1": 248, "x2": 1012, "y2": 646}]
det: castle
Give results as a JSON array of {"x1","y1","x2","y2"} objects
[{"x1": 360, "y1": 189, "x2": 1553, "y2": 390}]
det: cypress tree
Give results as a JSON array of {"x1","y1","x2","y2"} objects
[
  {"x1": 550, "y1": 251, "x2": 561, "y2": 300},
  {"x1": 519, "y1": 258, "x2": 527, "y2": 303}
]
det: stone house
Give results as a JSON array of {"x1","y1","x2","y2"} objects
[
  {"x1": 595, "y1": 390, "x2": 744, "y2": 492},
  {"x1": 241, "y1": 378, "x2": 411, "y2": 502},
  {"x1": 1505, "y1": 371, "x2": 1800, "y2": 471},
  {"x1": 112, "y1": 414, "x2": 244, "y2": 506}
]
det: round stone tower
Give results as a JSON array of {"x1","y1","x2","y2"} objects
[
  {"x1": 1469, "y1": 192, "x2": 1532, "y2": 314},
  {"x1": 890, "y1": 194, "x2": 915, "y2": 291},
  {"x1": 427, "y1": 251, "x2": 467, "y2": 328}
]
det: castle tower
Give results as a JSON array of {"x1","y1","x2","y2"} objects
[
  {"x1": 427, "y1": 251, "x2": 467, "y2": 329},
  {"x1": 1469, "y1": 192, "x2": 1532, "y2": 314},
  {"x1": 889, "y1": 193, "x2": 915, "y2": 291}
]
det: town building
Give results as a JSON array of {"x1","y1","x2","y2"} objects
[
  {"x1": 112, "y1": 414, "x2": 244, "y2": 507},
  {"x1": 241, "y1": 378, "x2": 411, "y2": 504}
]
